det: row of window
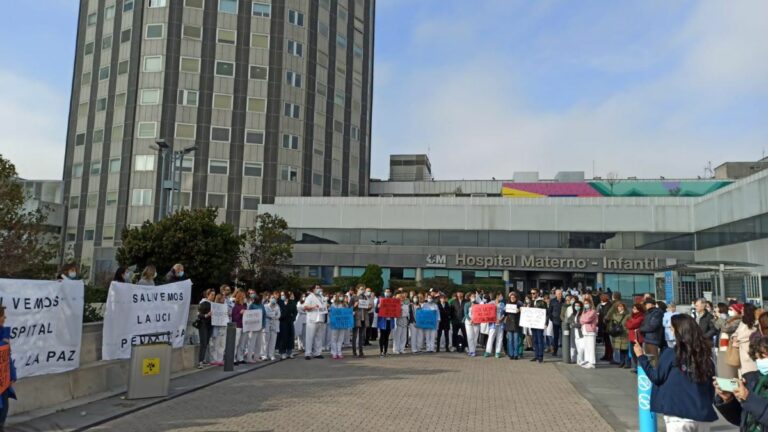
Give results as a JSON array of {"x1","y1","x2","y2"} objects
[
  {"x1": 68, "y1": 188, "x2": 261, "y2": 214},
  {"x1": 85, "y1": 0, "x2": 271, "y2": 25}
]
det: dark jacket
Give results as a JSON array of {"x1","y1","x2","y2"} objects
[
  {"x1": 639, "y1": 348, "x2": 718, "y2": 422},
  {"x1": 716, "y1": 371, "x2": 768, "y2": 431},
  {"x1": 697, "y1": 310, "x2": 719, "y2": 341},
  {"x1": 547, "y1": 298, "x2": 564, "y2": 325},
  {"x1": 639, "y1": 307, "x2": 665, "y2": 346},
  {"x1": 534, "y1": 298, "x2": 549, "y2": 327},
  {"x1": 504, "y1": 301, "x2": 523, "y2": 332},
  {"x1": 197, "y1": 300, "x2": 212, "y2": 328},
  {"x1": 437, "y1": 302, "x2": 451, "y2": 328},
  {"x1": 164, "y1": 269, "x2": 186, "y2": 284},
  {"x1": 451, "y1": 300, "x2": 466, "y2": 325}
]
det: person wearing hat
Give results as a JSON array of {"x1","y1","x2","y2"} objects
[
  {"x1": 639, "y1": 297, "x2": 665, "y2": 367},
  {"x1": 722, "y1": 303, "x2": 744, "y2": 337}
]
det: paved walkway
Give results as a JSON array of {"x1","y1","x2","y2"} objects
[{"x1": 90, "y1": 352, "x2": 612, "y2": 432}]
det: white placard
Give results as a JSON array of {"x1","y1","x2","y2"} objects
[
  {"x1": 357, "y1": 299, "x2": 370, "y2": 309},
  {"x1": 505, "y1": 304, "x2": 519, "y2": 314},
  {"x1": 519, "y1": 307, "x2": 547, "y2": 330},
  {"x1": 243, "y1": 309, "x2": 263, "y2": 332},
  {"x1": 0, "y1": 279, "x2": 84, "y2": 378},
  {"x1": 211, "y1": 303, "x2": 229, "y2": 327},
  {"x1": 102, "y1": 280, "x2": 192, "y2": 360}
]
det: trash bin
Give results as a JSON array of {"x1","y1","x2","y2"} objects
[{"x1": 127, "y1": 331, "x2": 173, "y2": 399}]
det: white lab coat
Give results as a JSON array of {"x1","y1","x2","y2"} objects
[
  {"x1": 465, "y1": 302, "x2": 480, "y2": 355},
  {"x1": 295, "y1": 302, "x2": 307, "y2": 350},
  {"x1": 263, "y1": 304, "x2": 281, "y2": 359},
  {"x1": 303, "y1": 293, "x2": 327, "y2": 357},
  {"x1": 393, "y1": 304, "x2": 409, "y2": 354},
  {"x1": 421, "y1": 301, "x2": 440, "y2": 352}
]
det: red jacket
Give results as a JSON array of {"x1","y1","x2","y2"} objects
[{"x1": 625, "y1": 312, "x2": 645, "y2": 344}]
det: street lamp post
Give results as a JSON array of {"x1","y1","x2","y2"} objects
[
  {"x1": 152, "y1": 140, "x2": 196, "y2": 219},
  {"x1": 151, "y1": 140, "x2": 170, "y2": 219}
]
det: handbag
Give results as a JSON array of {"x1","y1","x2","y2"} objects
[
  {"x1": 192, "y1": 318, "x2": 201, "y2": 329},
  {"x1": 609, "y1": 322, "x2": 624, "y2": 337},
  {"x1": 725, "y1": 334, "x2": 741, "y2": 368}
]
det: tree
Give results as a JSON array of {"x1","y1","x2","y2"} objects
[
  {"x1": 357, "y1": 264, "x2": 383, "y2": 293},
  {"x1": 239, "y1": 212, "x2": 293, "y2": 289},
  {"x1": 116, "y1": 208, "x2": 240, "y2": 289},
  {"x1": 0, "y1": 154, "x2": 58, "y2": 278}
]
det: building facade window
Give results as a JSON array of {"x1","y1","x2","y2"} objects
[
  {"x1": 178, "y1": 89, "x2": 199, "y2": 106},
  {"x1": 252, "y1": 2, "x2": 271, "y2": 17},
  {"x1": 146, "y1": 24, "x2": 164, "y2": 39},
  {"x1": 148, "y1": 0, "x2": 167, "y2": 7},
  {"x1": 287, "y1": 40, "x2": 303, "y2": 57},
  {"x1": 217, "y1": 28, "x2": 236, "y2": 45},
  {"x1": 207, "y1": 193, "x2": 227, "y2": 207},
  {"x1": 280, "y1": 166, "x2": 298, "y2": 182},
  {"x1": 283, "y1": 103, "x2": 300, "y2": 119},
  {"x1": 288, "y1": 10, "x2": 304, "y2": 26},
  {"x1": 286, "y1": 71, "x2": 302, "y2": 87},
  {"x1": 134, "y1": 155, "x2": 155, "y2": 171},
  {"x1": 109, "y1": 158, "x2": 121, "y2": 172},
  {"x1": 131, "y1": 189, "x2": 153, "y2": 206},
  {"x1": 99, "y1": 66, "x2": 110, "y2": 81},
  {"x1": 249, "y1": 65, "x2": 268, "y2": 80},
  {"x1": 106, "y1": 191, "x2": 118, "y2": 206},
  {"x1": 247, "y1": 97, "x2": 266, "y2": 112},
  {"x1": 245, "y1": 130, "x2": 264, "y2": 144},
  {"x1": 175, "y1": 123, "x2": 196, "y2": 139},
  {"x1": 282, "y1": 134, "x2": 299, "y2": 150},
  {"x1": 137, "y1": 122, "x2": 157, "y2": 138},
  {"x1": 215, "y1": 61, "x2": 235, "y2": 77},
  {"x1": 251, "y1": 33, "x2": 269, "y2": 48},
  {"x1": 243, "y1": 162, "x2": 263, "y2": 177},
  {"x1": 140, "y1": 89, "x2": 161, "y2": 105},
  {"x1": 180, "y1": 57, "x2": 200, "y2": 73},
  {"x1": 210, "y1": 126, "x2": 231, "y2": 142},
  {"x1": 183, "y1": 25, "x2": 202, "y2": 40},
  {"x1": 102, "y1": 35, "x2": 113, "y2": 50},
  {"x1": 208, "y1": 160, "x2": 229, "y2": 175},
  {"x1": 143, "y1": 56, "x2": 163, "y2": 72},
  {"x1": 185, "y1": 0, "x2": 203, "y2": 8},
  {"x1": 219, "y1": 0, "x2": 237, "y2": 14},
  {"x1": 242, "y1": 196, "x2": 260, "y2": 210},
  {"x1": 212, "y1": 93, "x2": 233, "y2": 109}
]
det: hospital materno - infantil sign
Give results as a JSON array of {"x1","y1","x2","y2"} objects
[{"x1": 427, "y1": 254, "x2": 662, "y2": 271}]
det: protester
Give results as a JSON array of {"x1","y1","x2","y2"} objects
[
  {"x1": 639, "y1": 298, "x2": 664, "y2": 367},
  {"x1": 57, "y1": 263, "x2": 80, "y2": 281},
  {"x1": 577, "y1": 297, "x2": 598, "y2": 369},
  {"x1": 351, "y1": 285, "x2": 372, "y2": 358},
  {"x1": 112, "y1": 266, "x2": 131, "y2": 283},
  {"x1": 663, "y1": 303, "x2": 680, "y2": 349},
  {"x1": 597, "y1": 293, "x2": 613, "y2": 362},
  {"x1": 625, "y1": 303, "x2": 646, "y2": 373},
  {"x1": 634, "y1": 314, "x2": 718, "y2": 430},
  {"x1": 165, "y1": 263, "x2": 186, "y2": 283},
  {"x1": 734, "y1": 303, "x2": 759, "y2": 377},
  {"x1": 276, "y1": 291, "x2": 297, "y2": 360},
  {"x1": 0, "y1": 306, "x2": 17, "y2": 428},
  {"x1": 715, "y1": 335, "x2": 768, "y2": 430},
  {"x1": 409, "y1": 295, "x2": 423, "y2": 354},
  {"x1": 723, "y1": 304, "x2": 745, "y2": 337},
  {"x1": 547, "y1": 289, "x2": 564, "y2": 357},
  {"x1": 295, "y1": 293, "x2": 307, "y2": 352},
  {"x1": 451, "y1": 291, "x2": 468, "y2": 353},
  {"x1": 244, "y1": 291, "x2": 265, "y2": 363},
  {"x1": 137, "y1": 265, "x2": 156, "y2": 286},
  {"x1": 504, "y1": 292, "x2": 523, "y2": 360},
  {"x1": 484, "y1": 293, "x2": 505, "y2": 358},
  {"x1": 436, "y1": 294, "x2": 451, "y2": 352},
  {"x1": 393, "y1": 293, "x2": 409, "y2": 355},
  {"x1": 608, "y1": 301, "x2": 631, "y2": 368},
  {"x1": 464, "y1": 292, "x2": 480, "y2": 357},
  {"x1": 376, "y1": 289, "x2": 396, "y2": 357},
  {"x1": 209, "y1": 293, "x2": 227, "y2": 366},
  {"x1": 196, "y1": 288, "x2": 215, "y2": 368},
  {"x1": 302, "y1": 285, "x2": 328, "y2": 360},
  {"x1": 329, "y1": 294, "x2": 346, "y2": 359},
  {"x1": 232, "y1": 290, "x2": 248, "y2": 365},
  {"x1": 421, "y1": 294, "x2": 439, "y2": 353},
  {"x1": 694, "y1": 298, "x2": 718, "y2": 347},
  {"x1": 261, "y1": 295, "x2": 280, "y2": 361},
  {"x1": 530, "y1": 289, "x2": 548, "y2": 363}
]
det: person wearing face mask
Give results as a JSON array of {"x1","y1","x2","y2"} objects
[
  {"x1": 303, "y1": 285, "x2": 328, "y2": 360},
  {"x1": 483, "y1": 293, "x2": 505, "y2": 359},
  {"x1": 113, "y1": 266, "x2": 132, "y2": 283},
  {"x1": 244, "y1": 292, "x2": 266, "y2": 363},
  {"x1": 137, "y1": 265, "x2": 157, "y2": 286},
  {"x1": 164, "y1": 263, "x2": 186, "y2": 284},
  {"x1": 715, "y1": 335, "x2": 768, "y2": 430},
  {"x1": 262, "y1": 296, "x2": 281, "y2": 361},
  {"x1": 504, "y1": 292, "x2": 523, "y2": 360},
  {"x1": 57, "y1": 263, "x2": 80, "y2": 281},
  {"x1": 576, "y1": 297, "x2": 598, "y2": 369},
  {"x1": 635, "y1": 314, "x2": 717, "y2": 431},
  {"x1": 723, "y1": 304, "x2": 745, "y2": 338},
  {"x1": 329, "y1": 294, "x2": 348, "y2": 359},
  {"x1": 421, "y1": 294, "x2": 440, "y2": 353},
  {"x1": 295, "y1": 293, "x2": 308, "y2": 352},
  {"x1": 608, "y1": 302, "x2": 631, "y2": 368},
  {"x1": 391, "y1": 293, "x2": 408, "y2": 355},
  {"x1": 277, "y1": 291, "x2": 297, "y2": 360},
  {"x1": 351, "y1": 285, "x2": 372, "y2": 358},
  {"x1": 464, "y1": 293, "x2": 481, "y2": 357},
  {"x1": 530, "y1": 290, "x2": 548, "y2": 363},
  {"x1": 407, "y1": 295, "x2": 423, "y2": 354},
  {"x1": 366, "y1": 288, "x2": 378, "y2": 346},
  {"x1": 663, "y1": 303, "x2": 680, "y2": 349},
  {"x1": 376, "y1": 289, "x2": 396, "y2": 357},
  {"x1": 436, "y1": 294, "x2": 452, "y2": 352}
]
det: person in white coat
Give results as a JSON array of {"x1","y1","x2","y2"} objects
[
  {"x1": 485, "y1": 293, "x2": 506, "y2": 358},
  {"x1": 294, "y1": 294, "x2": 307, "y2": 352},
  {"x1": 245, "y1": 293, "x2": 266, "y2": 364},
  {"x1": 408, "y1": 297, "x2": 422, "y2": 354},
  {"x1": 464, "y1": 293, "x2": 481, "y2": 357},
  {"x1": 421, "y1": 296, "x2": 440, "y2": 352},
  {"x1": 303, "y1": 285, "x2": 328, "y2": 360},
  {"x1": 263, "y1": 296, "x2": 281, "y2": 361},
  {"x1": 393, "y1": 294, "x2": 409, "y2": 354}
]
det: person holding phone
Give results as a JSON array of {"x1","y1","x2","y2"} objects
[
  {"x1": 715, "y1": 335, "x2": 768, "y2": 430},
  {"x1": 634, "y1": 314, "x2": 717, "y2": 431}
]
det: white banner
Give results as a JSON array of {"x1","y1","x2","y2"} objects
[
  {"x1": 357, "y1": 299, "x2": 370, "y2": 309},
  {"x1": 0, "y1": 279, "x2": 84, "y2": 378},
  {"x1": 211, "y1": 303, "x2": 229, "y2": 327},
  {"x1": 102, "y1": 280, "x2": 192, "y2": 360},
  {"x1": 505, "y1": 304, "x2": 519, "y2": 314},
  {"x1": 519, "y1": 307, "x2": 547, "y2": 330},
  {"x1": 242, "y1": 309, "x2": 263, "y2": 332}
]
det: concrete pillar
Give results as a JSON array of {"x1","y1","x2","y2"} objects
[
  {"x1": 597, "y1": 272, "x2": 604, "y2": 290},
  {"x1": 503, "y1": 270, "x2": 510, "y2": 295},
  {"x1": 416, "y1": 267, "x2": 423, "y2": 287},
  {"x1": 333, "y1": 266, "x2": 340, "y2": 278}
]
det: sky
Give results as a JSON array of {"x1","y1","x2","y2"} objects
[{"x1": 0, "y1": 0, "x2": 766, "y2": 181}]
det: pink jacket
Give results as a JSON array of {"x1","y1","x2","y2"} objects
[{"x1": 580, "y1": 309, "x2": 598, "y2": 333}]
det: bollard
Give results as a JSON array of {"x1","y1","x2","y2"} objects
[
  {"x1": 223, "y1": 322, "x2": 236, "y2": 372},
  {"x1": 562, "y1": 322, "x2": 571, "y2": 364},
  {"x1": 637, "y1": 364, "x2": 657, "y2": 432}
]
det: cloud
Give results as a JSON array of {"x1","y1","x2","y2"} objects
[
  {"x1": 0, "y1": 70, "x2": 68, "y2": 180},
  {"x1": 371, "y1": 0, "x2": 768, "y2": 180}
]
